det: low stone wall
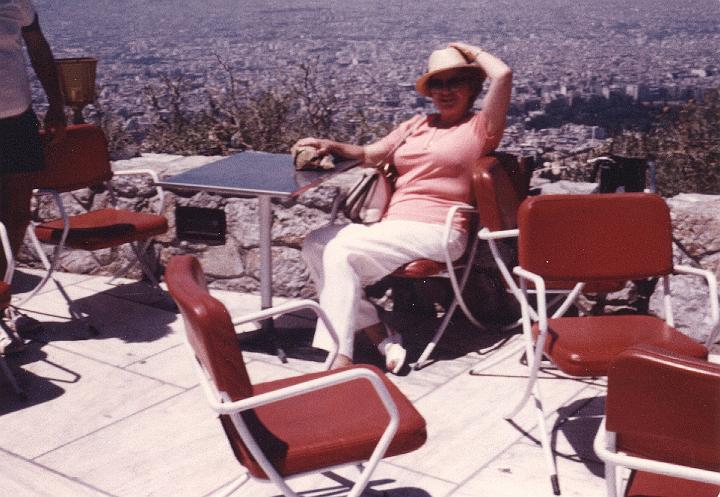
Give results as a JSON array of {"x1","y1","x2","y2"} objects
[
  {"x1": 20, "y1": 153, "x2": 361, "y2": 300},
  {"x1": 535, "y1": 181, "x2": 720, "y2": 343},
  {"x1": 652, "y1": 193, "x2": 720, "y2": 342},
  {"x1": 19, "y1": 154, "x2": 720, "y2": 343}
]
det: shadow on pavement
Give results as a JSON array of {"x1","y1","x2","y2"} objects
[{"x1": 0, "y1": 341, "x2": 68, "y2": 415}]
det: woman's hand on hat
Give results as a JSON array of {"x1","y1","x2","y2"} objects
[{"x1": 448, "y1": 42, "x2": 484, "y2": 63}]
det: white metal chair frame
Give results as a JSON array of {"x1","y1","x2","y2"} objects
[
  {"x1": 478, "y1": 227, "x2": 572, "y2": 324},
  {"x1": 411, "y1": 204, "x2": 486, "y2": 369},
  {"x1": 328, "y1": 195, "x2": 487, "y2": 371},
  {"x1": 506, "y1": 264, "x2": 719, "y2": 496},
  {"x1": 189, "y1": 298, "x2": 407, "y2": 497},
  {"x1": 594, "y1": 417, "x2": 720, "y2": 497},
  {"x1": 17, "y1": 168, "x2": 165, "y2": 309},
  {"x1": 0, "y1": 223, "x2": 24, "y2": 397}
]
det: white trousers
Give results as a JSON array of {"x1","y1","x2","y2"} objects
[{"x1": 302, "y1": 220, "x2": 467, "y2": 358}]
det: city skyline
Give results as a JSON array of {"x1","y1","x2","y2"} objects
[{"x1": 28, "y1": 0, "x2": 720, "y2": 155}]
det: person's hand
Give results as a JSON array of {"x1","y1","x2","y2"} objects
[
  {"x1": 294, "y1": 137, "x2": 333, "y2": 155},
  {"x1": 449, "y1": 42, "x2": 484, "y2": 63},
  {"x1": 43, "y1": 105, "x2": 66, "y2": 146}
]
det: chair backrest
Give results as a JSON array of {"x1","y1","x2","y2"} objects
[
  {"x1": 472, "y1": 153, "x2": 532, "y2": 232},
  {"x1": 165, "y1": 255, "x2": 253, "y2": 401},
  {"x1": 39, "y1": 124, "x2": 113, "y2": 192},
  {"x1": 516, "y1": 193, "x2": 673, "y2": 281},
  {"x1": 606, "y1": 345, "x2": 720, "y2": 473},
  {"x1": 494, "y1": 152, "x2": 534, "y2": 204},
  {"x1": 166, "y1": 254, "x2": 287, "y2": 479}
]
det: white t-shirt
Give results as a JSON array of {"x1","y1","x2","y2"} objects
[{"x1": 0, "y1": 0, "x2": 36, "y2": 118}]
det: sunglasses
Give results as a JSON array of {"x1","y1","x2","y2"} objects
[{"x1": 427, "y1": 76, "x2": 471, "y2": 91}]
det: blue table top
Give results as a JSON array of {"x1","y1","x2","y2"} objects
[{"x1": 155, "y1": 150, "x2": 359, "y2": 198}]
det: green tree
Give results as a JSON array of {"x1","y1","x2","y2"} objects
[
  {"x1": 650, "y1": 89, "x2": 720, "y2": 196},
  {"x1": 138, "y1": 56, "x2": 385, "y2": 156}
]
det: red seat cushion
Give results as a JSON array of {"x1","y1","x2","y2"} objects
[
  {"x1": 0, "y1": 282, "x2": 10, "y2": 309},
  {"x1": 625, "y1": 470, "x2": 720, "y2": 497},
  {"x1": 392, "y1": 259, "x2": 445, "y2": 279},
  {"x1": 35, "y1": 208, "x2": 168, "y2": 251},
  {"x1": 532, "y1": 315, "x2": 708, "y2": 377},
  {"x1": 220, "y1": 364, "x2": 427, "y2": 479}
]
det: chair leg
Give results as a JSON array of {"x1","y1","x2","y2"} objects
[
  {"x1": 504, "y1": 332, "x2": 547, "y2": 419},
  {"x1": 110, "y1": 240, "x2": 161, "y2": 288},
  {"x1": 504, "y1": 325, "x2": 561, "y2": 494},
  {"x1": 12, "y1": 225, "x2": 63, "y2": 307},
  {"x1": 129, "y1": 241, "x2": 161, "y2": 287},
  {"x1": 604, "y1": 460, "x2": 619, "y2": 497},
  {"x1": 531, "y1": 382, "x2": 561, "y2": 495},
  {"x1": 412, "y1": 297, "x2": 457, "y2": 370}
]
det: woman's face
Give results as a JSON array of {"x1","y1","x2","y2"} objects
[{"x1": 427, "y1": 69, "x2": 475, "y2": 117}]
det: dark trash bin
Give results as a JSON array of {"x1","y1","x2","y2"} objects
[{"x1": 589, "y1": 155, "x2": 648, "y2": 193}]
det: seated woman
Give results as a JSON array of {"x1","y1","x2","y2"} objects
[{"x1": 296, "y1": 42, "x2": 512, "y2": 373}]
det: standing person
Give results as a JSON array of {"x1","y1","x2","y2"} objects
[
  {"x1": 296, "y1": 42, "x2": 512, "y2": 372},
  {"x1": 0, "y1": 0, "x2": 66, "y2": 351}
]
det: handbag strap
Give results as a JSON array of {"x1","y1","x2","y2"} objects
[{"x1": 374, "y1": 114, "x2": 426, "y2": 174}]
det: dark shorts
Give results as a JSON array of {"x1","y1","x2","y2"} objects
[{"x1": 0, "y1": 108, "x2": 45, "y2": 174}]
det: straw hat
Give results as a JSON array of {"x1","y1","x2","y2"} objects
[{"x1": 415, "y1": 47, "x2": 486, "y2": 97}]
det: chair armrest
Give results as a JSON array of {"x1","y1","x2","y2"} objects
[
  {"x1": 674, "y1": 265, "x2": 719, "y2": 346},
  {"x1": 513, "y1": 266, "x2": 548, "y2": 324},
  {"x1": 198, "y1": 365, "x2": 402, "y2": 492},
  {"x1": 113, "y1": 169, "x2": 165, "y2": 215},
  {"x1": 477, "y1": 227, "x2": 519, "y2": 241},
  {"x1": 440, "y1": 204, "x2": 476, "y2": 268},
  {"x1": 594, "y1": 418, "x2": 720, "y2": 487},
  {"x1": 441, "y1": 205, "x2": 482, "y2": 325},
  {"x1": 231, "y1": 299, "x2": 340, "y2": 370},
  {"x1": 210, "y1": 367, "x2": 399, "y2": 424},
  {"x1": 600, "y1": 346, "x2": 720, "y2": 478},
  {"x1": 15, "y1": 189, "x2": 69, "y2": 307},
  {"x1": 31, "y1": 188, "x2": 69, "y2": 240}
]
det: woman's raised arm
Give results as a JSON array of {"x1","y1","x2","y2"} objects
[{"x1": 449, "y1": 42, "x2": 512, "y2": 138}]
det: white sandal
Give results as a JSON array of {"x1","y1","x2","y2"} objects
[{"x1": 378, "y1": 333, "x2": 407, "y2": 374}]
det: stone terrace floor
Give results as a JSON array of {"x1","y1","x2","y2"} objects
[{"x1": 1, "y1": 269, "x2": 718, "y2": 497}]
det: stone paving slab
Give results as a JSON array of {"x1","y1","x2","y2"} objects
[{"x1": 4, "y1": 268, "x2": 709, "y2": 497}]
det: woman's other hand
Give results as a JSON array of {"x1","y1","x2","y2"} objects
[
  {"x1": 294, "y1": 137, "x2": 333, "y2": 155},
  {"x1": 293, "y1": 138, "x2": 367, "y2": 162},
  {"x1": 44, "y1": 104, "x2": 66, "y2": 146}
]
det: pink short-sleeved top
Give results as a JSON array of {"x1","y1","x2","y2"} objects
[
  {"x1": 364, "y1": 112, "x2": 501, "y2": 232},
  {"x1": 0, "y1": 0, "x2": 36, "y2": 118}
]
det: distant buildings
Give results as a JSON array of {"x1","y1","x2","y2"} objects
[{"x1": 29, "y1": 1, "x2": 719, "y2": 157}]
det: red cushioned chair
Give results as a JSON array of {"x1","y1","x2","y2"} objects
[
  {"x1": 19, "y1": 124, "x2": 168, "y2": 320},
  {"x1": 505, "y1": 193, "x2": 718, "y2": 495},
  {"x1": 0, "y1": 222, "x2": 24, "y2": 397},
  {"x1": 165, "y1": 255, "x2": 427, "y2": 497},
  {"x1": 392, "y1": 153, "x2": 533, "y2": 370},
  {"x1": 594, "y1": 345, "x2": 720, "y2": 497},
  {"x1": 474, "y1": 155, "x2": 625, "y2": 330}
]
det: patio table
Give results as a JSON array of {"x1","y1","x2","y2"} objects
[{"x1": 156, "y1": 150, "x2": 359, "y2": 362}]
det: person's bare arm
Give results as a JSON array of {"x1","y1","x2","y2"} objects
[
  {"x1": 450, "y1": 42, "x2": 512, "y2": 137},
  {"x1": 294, "y1": 138, "x2": 364, "y2": 160},
  {"x1": 22, "y1": 15, "x2": 66, "y2": 143}
]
